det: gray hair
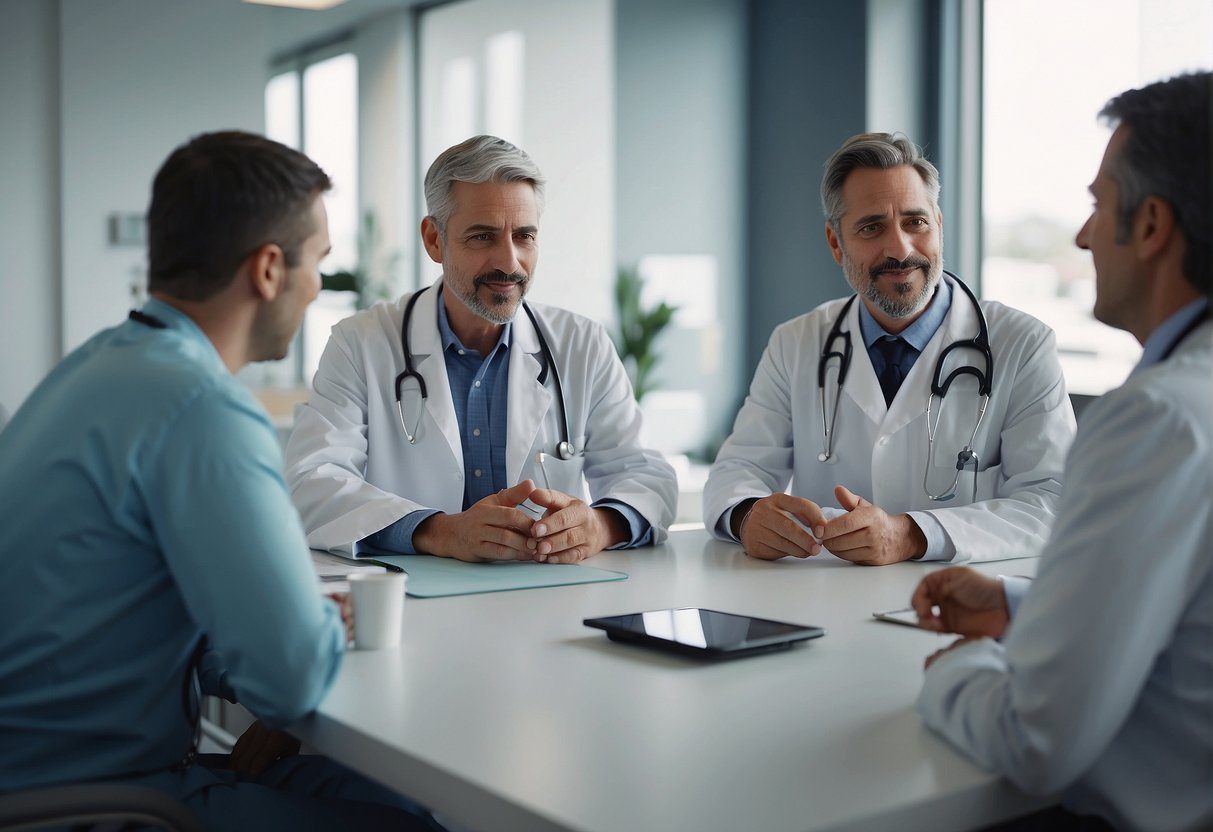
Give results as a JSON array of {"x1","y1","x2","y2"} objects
[
  {"x1": 423, "y1": 135, "x2": 546, "y2": 232},
  {"x1": 1099, "y1": 72, "x2": 1211, "y2": 295},
  {"x1": 820, "y1": 132, "x2": 941, "y2": 231}
]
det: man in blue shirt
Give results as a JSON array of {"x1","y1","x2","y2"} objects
[
  {"x1": 0, "y1": 131, "x2": 432, "y2": 829},
  {"x1": 912, "y1": 72, "x2": 1212, "y2": 831}
]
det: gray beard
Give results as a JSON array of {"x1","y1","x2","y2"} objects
[
  {"x1": 453, "y1": 274, "x2": 530, "y2": 325},
  {"x1": 844, "y1": 256, "x2": 941, "y2": 319}
]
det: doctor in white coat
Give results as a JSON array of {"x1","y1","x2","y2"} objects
[
  {"x1": 286, "y1": 135, "x2": 676, "y2": 561},
  {"x1": 704, "y1": 132, "x2": 1076, "y2": 565}
]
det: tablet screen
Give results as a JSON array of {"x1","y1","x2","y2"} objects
[{"x1": 585, "y1": 608, "x2": 823, "y2": 652}]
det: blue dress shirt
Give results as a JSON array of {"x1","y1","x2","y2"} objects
[
  {"x1": 0, "y1": 298, "x2": 345, "y2": 790},
  {"x1": 363, "y1": 292, "x2": 652, "y2": 554}
]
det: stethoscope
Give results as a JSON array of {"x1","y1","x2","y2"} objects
[
  {"x1": 394, "y1": 284, "x2": 577, "y2": 461},
  {"x1": 817, "y1": 271, "x2": 994, "y2": 503}
]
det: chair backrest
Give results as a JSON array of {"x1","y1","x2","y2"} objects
[{"x1": 0, "y1": 783, "x2": 202, "y2": 832}]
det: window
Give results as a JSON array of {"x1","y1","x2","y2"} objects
[
  {"x1": 981, "y1": 0, "x2": 1212, "y2": 394},
  {"x1": 261, "y1": 49, "x2": 359, "y2": 388}
]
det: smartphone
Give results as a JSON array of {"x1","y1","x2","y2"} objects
[
  {"x1": 872, "y1": 607, "x2": 922, "y2": 628},
  {"x1": 584, "y1": 608, "x2": 824, "y2": 660}
]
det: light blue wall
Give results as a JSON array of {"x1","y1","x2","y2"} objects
[
  {"x1": 615, "y1": 0, "x2": 748, "y2": 454},
  {"x1": 745, "y1": 0, "x2": 870, "y2": 379}
]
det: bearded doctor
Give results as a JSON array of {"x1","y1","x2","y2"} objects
[
  {"x1": 286, "y1": 135, "x2": 676, "y2": 562},
  {"x1": 704, "y1": 132, "x2": 1076, "y2": 565}
]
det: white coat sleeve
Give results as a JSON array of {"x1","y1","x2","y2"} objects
[
  {"x1": 283, "y1": 324, "x2": 421, "y2": 555},
  {"x1": 702, "y1": 324, "x2": 796, "y2": 539},
  {"x1": 580, "y1": 322, "x2": 678, "y2": 543},
  {"x1": 919, "y1": 327, "x2": 1075, "y2": 562},
  {"x1": 917, "y1": 387, "x2": 1211, "y2": 795}
]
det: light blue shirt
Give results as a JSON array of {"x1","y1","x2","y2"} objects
[
  {"x1": 363, "y1": 293, "x2": 652, "y2": 555},
  {"x1": 856, "y1": 273, "x2": 953, "y2": 372},
  {"x1": 1134, "y1": 297, "x2": 1209, "y2": 373},
  {"x1": 920, "y1": 305, "x2": 1212, "y2": 830},
  {"x1": 0, "y1": 298, "x2": 345, "y2": 790}
]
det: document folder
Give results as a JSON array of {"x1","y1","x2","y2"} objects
[{"x1": 369, "y1": 554, "x2": 628, "y2": 598}]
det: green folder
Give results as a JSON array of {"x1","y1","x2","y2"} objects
[{"x1": 370, "y1": 554, "x2": 628, "y2": 598}]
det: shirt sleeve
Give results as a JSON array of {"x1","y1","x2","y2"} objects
[
  {"x1": 905, "y1": 511, "x2": 957, "y2": 561},
  {"x1": 360, "y1": 509, "x2": 442, "y2": 555},
  {"x1": 592, "y1": 499, "x2": 653, "y2": 549},
  {"x1": 139, "y1": 385, "x2": 346, "y2": 728},
  {"x1": 916, "y1": 384, "x2": 1212, "y2": 795}
]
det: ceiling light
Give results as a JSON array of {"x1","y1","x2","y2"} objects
[{"x1": 242, "y1": 0, "x2": 350, "y2": 10}]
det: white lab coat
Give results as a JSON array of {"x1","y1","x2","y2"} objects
[
  {"x1": 918, "y1": 319, "x2": 1213, "y2": 830},
  {"x1": 285, "y1": 280, "x2": 677, "y2": 555},
  {"x1": 703, "y1": 274, "x2": 1076, "y2": 561}
]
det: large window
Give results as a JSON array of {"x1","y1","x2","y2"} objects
[
  {"x1": 260, "y1": 49, "x2": 359, "y2": 388},
  {"x1": 981, "y1": 0, "x2": 1212, "y2": 395}
]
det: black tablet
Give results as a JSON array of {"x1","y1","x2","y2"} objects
[{"x1": 584, "y1": 608, "x2": 824, "y2": 660}]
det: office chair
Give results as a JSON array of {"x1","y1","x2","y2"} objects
[{"x1": 0, "y1": 782, "x2": 201, "y2": 832}]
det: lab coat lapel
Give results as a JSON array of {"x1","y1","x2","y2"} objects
[
  {"x1": 409, "y1": 281, "x2": 464, "y2": 472},
  {"x1": 839, "y1": 297, "x2": 888, "y2": 425},
  {"x1": 506, "y1": 307, "x2": 551, "y2": 486},
  {"x1": 883, "y1": 274, "x2": 977, "y2": 437}
]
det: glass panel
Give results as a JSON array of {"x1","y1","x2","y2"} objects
[
  {"x1": 982, "y1": 0, "x2": 1212, "y2": 395},
  {"x1": 264, "y1": 71, "x2": 300, "y2": 150},
  {"x1": 484, "y1": 30, "x2": 524, "y2": 146},
  {"x1": 303, "y1": 52, "x2": 358, "y2": 273}
]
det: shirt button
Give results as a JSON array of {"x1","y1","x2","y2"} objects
[
  {"x1": 474, "y1": 380, "x2": 481, "y2": 388},
  {"x1": 474, "y1": 468, "x2": 482, "y2": 477},
  {"x1": 458, "y1": 349, "x2": 465, "y2": 356},
  {"x1": 473, "y1": 428, "x2": 481, "y2": 437}
]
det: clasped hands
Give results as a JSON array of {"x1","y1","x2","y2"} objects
[
  {"x1": 414, "y1": 479, "x2": 628, "y2": 564},
  {"x1": 737, "y1": 485, "x2": 927, "y2": 565}
]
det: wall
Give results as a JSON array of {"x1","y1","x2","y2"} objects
[
  {"x1": 0, "y1": 0, "x2": 61, "y2": 414},
  {"x1": 615, "y1": 0, "x2": 747, "y2": 455},
  {"x1": 745, "y1": 0, "x2": 870, "y2": 379}
]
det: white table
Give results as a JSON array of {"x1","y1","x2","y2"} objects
[{"x1": 291, "y1": 531, "x2": 1046, "y2": 832}]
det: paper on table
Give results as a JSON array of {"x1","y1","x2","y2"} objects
[{"x1": 311, "y1": 550, "x2": 387, "y2": 594}]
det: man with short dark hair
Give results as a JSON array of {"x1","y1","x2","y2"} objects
[
  {"x1": 0, "y1": 131, "x2": 433, "y2": 829},
  {"x1": 912, "y1": 72, "x2": 1212, "y2": 832}
]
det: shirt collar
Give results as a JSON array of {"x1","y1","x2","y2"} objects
[
  {"x1": 857, "y1": 272, "x2": 953, "y2": 352},
  {"x1": 137, "y1": 297, "x2": 227, "y2": 371},
  {"x1": 1134, "y1": 297, "x2": 1209, "y2": 373},
  {"x1": 436, "y1": 287, "x2": 512, "y2": 357}
]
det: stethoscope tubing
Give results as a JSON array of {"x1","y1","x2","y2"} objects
[
  {"x1": 394, "y1": 284, "x2": 576, "y2": 460},
  {"x1": 816, "y1": 271, "x2": 993, "y2": 502}
]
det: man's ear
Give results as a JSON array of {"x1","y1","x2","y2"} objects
[
  {"x1": 1133, "y1": 196, "x2": 1176, "y2": 262},
  {"x1": 247, "y1": 243, "x2": 288, "y2": 301},
  {"x1": 420, "y1": 216, "x2": 445, "y2": 265},
  {"x1": 825, "y1": 223, "x2": 844, "y2": 266}
]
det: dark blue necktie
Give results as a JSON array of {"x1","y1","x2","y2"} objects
[{"x1": 874, "y1": 336, "x2": 913, "y2": 406}]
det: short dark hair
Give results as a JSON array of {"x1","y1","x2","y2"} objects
[
  {"x1": 1100, "y1": 71, "x2": 1212, "y2": 295},
  {"x1": 147, "y1": 131, "x2": 332, "y2": 301}
]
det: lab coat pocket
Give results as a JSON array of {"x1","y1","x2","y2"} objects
[
  {"x1": 533, "y1": 438, "x2": 588, "y2": 499},
  {"x1": 974, "y1": 463, "x2": 1003, "y2": 501}
]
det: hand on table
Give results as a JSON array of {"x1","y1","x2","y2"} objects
[
  {"x1": 414, "y1": 480, "x2": 537, "y2": 562},
  {"x1": 735, "y1": 494, "x2": 826, "y2": 560},
  {"x1": 911, "y1": 566, "x2": 1010, "y2": 639},
  {"x1": 924, "y1": 637, "x2": 980, "y2": 670},
  {"x1": 327, "y1": 592, "x2": 354, "y2": 644},
  {"x1": 227, "y1": 720, "x2": 301, "y2": 778},
  {"x1": 819, "y1": 486, "x2": 927, "y2": 566},
  {"x1": 526, "y1": 489, "x2": 628, "y2": 563}
]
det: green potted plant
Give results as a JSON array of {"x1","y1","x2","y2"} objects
[
  {"x1": 613, "y1": 265, "x2": 678, "y2": 402},
  {"x1": 321, "y1": 211, "x2": 399, "y2": 309}
]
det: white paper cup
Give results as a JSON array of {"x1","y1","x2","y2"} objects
[{"x1": 347, "y1": 572, "x2": 407, "y2": 650}]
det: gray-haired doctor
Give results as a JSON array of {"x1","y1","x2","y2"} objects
[
  {"x1": 704, "y1": 132, "x2": 1076, "y2": 566},
  {"x1": 285, "y1": 135, "x2": 676, "y2": 562}
]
